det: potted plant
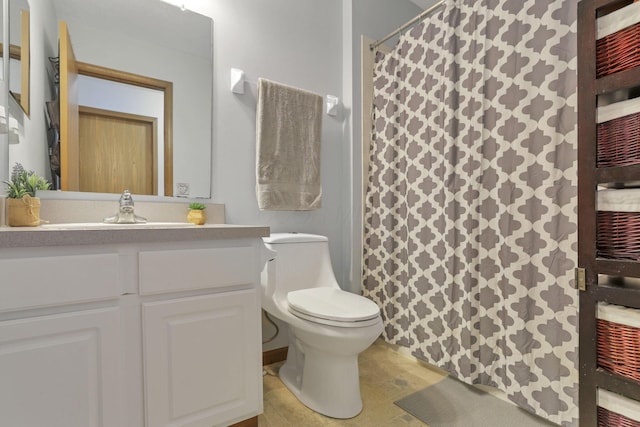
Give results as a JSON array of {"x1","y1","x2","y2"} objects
[
  {"x1": 4, "y1": 163, "x2": 51, "y2": 227},
  {"x1": 187, "y1": 202, "x2": 207, "y2": 225}
]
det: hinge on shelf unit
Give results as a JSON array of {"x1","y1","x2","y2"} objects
[{"x1": 575, "y1": 267, "x2": 586, "y2": 292}]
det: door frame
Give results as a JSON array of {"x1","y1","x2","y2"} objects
[{"x1": 76, "y1": 61, "x2": 173, "y2": 196}]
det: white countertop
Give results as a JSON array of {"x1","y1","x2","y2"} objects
[{"x1": 0, "y1": 223, "x2": 270, "y2": 248}]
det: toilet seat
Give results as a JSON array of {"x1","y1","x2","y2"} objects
[{"x1": 287, "y1": 288, "x2": 381, "y2": 328}]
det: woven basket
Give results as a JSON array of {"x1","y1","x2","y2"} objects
[
  {"x1": 597, "y1": 318, "x2": 640, "y2": 381},
  {"x1": 598, "y1": 406, "x2": 640, "y2": 427},
  {"x1": 597, "y1": 20, "x2": 640, "y2": 78},
  {"x1": 597, "y1": 211, "x2": 640, "y2": 260},
  {"x1": 6, "y1": 196, "x2": 41, "y2": 227},
  {"x1": 598, "y1": 111, "x2": 640, "y2": 167}
]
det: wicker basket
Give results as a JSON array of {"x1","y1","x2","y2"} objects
[
  {"x1": 598, "y1": 406, "x2": 640, "y2": 427},
  {"x1": 597, "y1": 20, "x2": 640, "y2": 78},
  {"x1": 597, "y1": 111, "x2": 640, "y2": 167},
  {"x1": 597, "y1": 211, "x2": 640, "y2": 261},
  {"x1": 597, "y1": 317, "x2": 640, "y2": 381}
]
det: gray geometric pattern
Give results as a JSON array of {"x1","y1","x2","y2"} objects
[{"x1": 362, "y1": 1, "x2": 578, "y2": 425}]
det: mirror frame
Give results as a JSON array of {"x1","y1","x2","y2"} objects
[{"x1": 8, "y1": 1, "x2": 29, "y2": 116}]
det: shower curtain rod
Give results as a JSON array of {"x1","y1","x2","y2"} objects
[{"x1": 369, "y1": 0, "x2": 445, "y2": 51}]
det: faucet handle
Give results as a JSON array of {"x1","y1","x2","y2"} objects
[
  {"x1": 104, "y1": 190, "x2": 146, "y2": 224},
  {"x1": 120, "y1": 190, "x2": 134, "y2": 207}
]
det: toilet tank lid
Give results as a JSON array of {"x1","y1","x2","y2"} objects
[{"x1": 263, "y1": 233, "x2": 328, "y2": 244}]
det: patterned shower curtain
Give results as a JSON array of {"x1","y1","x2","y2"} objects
[{"x1": 362, "y1": 0, "x2": 578, "y2": 425}]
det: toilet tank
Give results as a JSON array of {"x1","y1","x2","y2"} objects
[{"x1": 263, "y1": 233, "x2": 339, "y2": 294}]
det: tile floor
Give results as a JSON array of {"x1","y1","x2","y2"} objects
[{"x1": 258, "y1": 340, "x2": 447, "y2": 426}]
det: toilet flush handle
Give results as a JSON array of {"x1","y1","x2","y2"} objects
[{"x1": 260, "y1": 244, "x2": 277, "y2": 267}]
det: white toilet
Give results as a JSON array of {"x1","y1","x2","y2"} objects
[{"x1": 261, "y1": 233, "x2": 383, "y2": 419}]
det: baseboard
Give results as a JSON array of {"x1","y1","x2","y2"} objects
[
  {"x1": 229, "y1": 415, "x2": 258, "y2": 427},
  {"x1": 263, "y1": 346, "x2": 288, "y2": 365}
]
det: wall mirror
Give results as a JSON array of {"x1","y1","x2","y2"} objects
[
  {"x1": 0, "y1": 1, "x2": 4, "y2": 82},
  {"x1": 49, "y1": 0, "x2": 212, "y2": 198},
  {"x1": 8, "y1": 0, "x2": 29, "y2": 116}
]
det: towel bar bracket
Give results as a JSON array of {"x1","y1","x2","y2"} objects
[
  {"x1": 230, "y1": 68, "x2": 339, "y2": 117},
  {"x1": 326, "y1": 95, "x2": 339, "y2": 116},
  {"x1": 230, "y1": 68, "x2": 245, "y2": 94}
]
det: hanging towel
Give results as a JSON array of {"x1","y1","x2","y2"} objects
[{"x1": 256, "y1": 78, "x2": 323, "y2": 210}]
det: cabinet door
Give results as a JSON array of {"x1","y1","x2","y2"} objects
[
  {"x1": 0, "y1": 307, "x2": 122, "y2": 427},
  {"x1": 143, "y1": 290, "x2": 262, "y2": 427}
]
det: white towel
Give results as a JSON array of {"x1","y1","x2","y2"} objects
[{"x1": 256, "y1": 78, "x2": 323, "y2": 211}]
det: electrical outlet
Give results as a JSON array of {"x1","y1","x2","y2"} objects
[{"x1": 176, "y1": 183, "x2": 190, "y2": 196}]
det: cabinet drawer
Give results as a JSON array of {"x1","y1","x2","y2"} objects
[
  {"x1": 0, "y1": 254, "x2": 120, "y2": 313},
  {"x1": 139, "y1": 247, "x2": 255, "y2": 295}
]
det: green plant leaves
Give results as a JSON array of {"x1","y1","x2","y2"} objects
[{"x1": 4, "y1": 164, "x2": 51, "y2": 198}]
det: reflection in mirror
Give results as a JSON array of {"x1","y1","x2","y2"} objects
[
  {"x1": 0, "y1": 1, "x2": 3, "y2": 81},
  {"x1": 9, "y1": 0, "x2": 29, "y2": 116},
  {"x1": 49, "y1": 0, "x2": 212, "y2": 198},
  {"x1": 75, "y1": 66, "x2": 171, "y2": 196}
]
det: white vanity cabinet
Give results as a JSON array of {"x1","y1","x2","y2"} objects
[
  {"x1": 138, "y1": 245, "x2": 262, "y2": 427},
  {"x1": 143, "y1": 291, "x2": 260, "y2": 427},
  {"x1": 0, "y1": 307, "x2": 123, "y2": 427},
  {"x1": 0, "y1": 231, "x2": 267, "y2": 427},
  {"x1": 0, "y1": 249, "x2": 124, "y2": 427}
]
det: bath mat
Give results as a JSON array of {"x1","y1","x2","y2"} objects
[{"x1": 394, "y1": 377, "x2": 558, "y2": 427}]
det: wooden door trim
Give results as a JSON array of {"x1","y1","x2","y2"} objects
[
  {"x1": 60, "y1": 21, "x2": 80, "y2": 192},
  {"x1": 20, "y1": 9, "x2": 30, "y2": 117},
  {"x1": 4, "y1": 10, "x2": 31, "y2": 116},
  {"x1": 80, "y1": 105, "x2": 157, "y2": 123},
  {"x1": 79, "y1": 106, "x2": 158, "y2": 194},
  {"x1": 76, "y1": 61, "x2": 173, "y2": 196},
  {"x1": 0, "y1": 43, "x2": 22, "y2": 59}
]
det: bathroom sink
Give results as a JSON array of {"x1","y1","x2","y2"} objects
[{"x1": 40, "y1": 222, "x2": 197, "y2": 230}]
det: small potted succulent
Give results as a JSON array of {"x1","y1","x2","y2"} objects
[
  {"x1": 4, "y1": 163, "x2": 51, "y2": 227},
  {"x1": 187, "y1": 202, "x2": 207, "y2": 225}
]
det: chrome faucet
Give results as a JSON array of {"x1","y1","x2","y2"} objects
[{"x1": 103, "y1": 190, "x2": 147, "y2": 224}]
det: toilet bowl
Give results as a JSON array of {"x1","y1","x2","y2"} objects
[{"x1": 261, "y1": 233, "x2": 383, "y2": 419}]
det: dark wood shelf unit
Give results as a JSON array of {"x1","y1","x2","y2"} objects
[
  {"x1": 596, "y1": 259, "x2": 640, "y2": 279},
  {"x1": 578, "y1": 0, "x2": 640, "y2": 425},
  {"x1": 596, "y1": 164, "x2": 640, "y2": 185},
  {"x1": 595, "y1": 283, "x2": 640, "y2": 308},
  {"x1": 596, "y1": 67, "x2": 640, "y2": 95},
  {"x1": 595, "y1": 369, "x2": 640, "y2": 402}
]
